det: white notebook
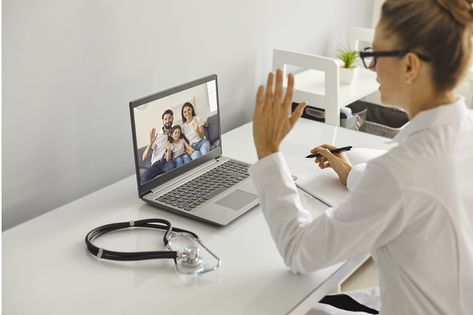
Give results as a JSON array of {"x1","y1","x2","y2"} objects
[{"x1": 292, "y1": 148, "x2": 387, "y2": 207}]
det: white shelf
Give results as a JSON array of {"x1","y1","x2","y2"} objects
[{"x1": 291, "y1": 68, "x2": 379, "y2": 109}]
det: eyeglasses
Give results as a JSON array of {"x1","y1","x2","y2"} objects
[{"x1": 359, "y1": 47, "x2": 431, "y2": 69}]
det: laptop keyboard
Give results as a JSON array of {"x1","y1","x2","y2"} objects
[{"x1": 156, "y1": 160, "x2": 250, "y2": 211}]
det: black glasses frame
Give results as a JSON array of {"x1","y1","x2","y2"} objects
[{"x1": 359, "y1": 47, "x2": 431, "y2": 69}]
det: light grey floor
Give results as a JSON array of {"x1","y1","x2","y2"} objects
[
  {"x1": 340, "y1": 257, "x2": 378, "y2": 292},
  {"x1": 305, "y1": 258, "x2": 379, "y2": 315}
]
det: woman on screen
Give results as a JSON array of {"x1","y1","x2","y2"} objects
[{"x1": 181, "y1": 102, "x2": 211, "y2": 156}]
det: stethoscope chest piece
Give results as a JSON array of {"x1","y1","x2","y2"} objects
[
  {"x1": 168, "y1": 232, "x2": 221, "y2": 276},
  {"x1": 179, "y1": 246, "x2": 203, "y2": 268}
]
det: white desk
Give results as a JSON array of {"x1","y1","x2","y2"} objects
[{"x1": 3, "y1": 119, "x2": 394, "y2": 315}]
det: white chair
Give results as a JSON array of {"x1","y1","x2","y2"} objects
[
  {"x1": 273, "y1": 52, "x2": 377, "y2": 126},
  {"x1": 272, "y1": 27, "x2": 377, "y2": 126},
  {"x1": 348, "y1": 26, "x2": 375, "y2": 70},
  {"x1": 348, "y1": 26, "x2": 375, "y2": 51},
  {"x1": 273, "y1": 49, "x2": 340, "y2": 125}
]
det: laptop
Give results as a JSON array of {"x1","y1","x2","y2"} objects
[{"x1": 129, "y1": 74, "x2": 259, "y2": 226}]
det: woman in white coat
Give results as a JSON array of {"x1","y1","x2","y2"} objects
[{"x1": 249, "y1": 0, "x2": 473, "y2": 314}]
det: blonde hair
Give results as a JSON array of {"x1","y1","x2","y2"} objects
[{"x1": 381, "y1": 0, "x2": 473, "y2": 92}]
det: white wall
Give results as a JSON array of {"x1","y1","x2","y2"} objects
[
  {"x1": 2, "y1": 0, "x2": 374, "y2": 230},
  {"x1": 372, "y1": 0, "x2": 384, "y2": 27}
]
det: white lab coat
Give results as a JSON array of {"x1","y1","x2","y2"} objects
[{"x1": 249, "y1": 99, "x2": 473, "y2": 314}]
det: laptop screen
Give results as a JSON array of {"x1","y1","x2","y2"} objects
[{"x1": 130, "y1": 75, "x2": 222, "y2": 194}]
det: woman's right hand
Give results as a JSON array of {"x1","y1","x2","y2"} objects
[
  {"x1": 310, "y1": 144, "x2": 353, "y2": 186},
  {"x1": 191, "y1": 118, "x2": 199, "y2": 130}
]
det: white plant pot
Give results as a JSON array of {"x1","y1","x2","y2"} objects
[{"x1": 339, "y1": 66, "x2": 360, "y2": 84}]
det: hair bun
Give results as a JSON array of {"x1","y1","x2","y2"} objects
[{"x1": 435, "y1": 0, "x2": 473, "y2": 26}]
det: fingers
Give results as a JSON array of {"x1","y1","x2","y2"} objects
[
  {"x1": 274, "y1": 69, "x2": 284, "y2": 110},
  {"x1": 311, "y1": 146, "x2": 340, "y2": 170},
  {"x1": 310, "y1": 145, "x2": 333, "y2": 165},
  {"x1": 315, "y1": 153, "x2": 334, "y2": 170},
  {"x1": 283, "y1": 73, "x2": 294, "y2": 112},
  {"x1": 317, "y1": 158, "x2": 331, "y2": 169},
  {"x1": 150, "y1": 128, "x2": 157, "y2": 142},
  {"x1": 313, "y1": 146, "x2": 335, "y2": 160},
  {"x1": 254, "y1": 85, "x2": 265, "y2": 115},
  {"x1": 310, "y1": 144, "x2": 337, "y2": 154},
  {"x1": 264, "y1": 72, "x2": 275, "y2": 110},
  {"x1": 289, "y1": 101, "x2": 307, "y2": 127},
  {"x1": 255, "y1": 69, "x2": 298, "y2": 118},
  {"x1": 311, "y1": 147, "x2": 331, "y2": 169}
]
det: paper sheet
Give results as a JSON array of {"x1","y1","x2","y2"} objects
[
  {"x1": 296, "y1": 171, "x2": 348, "y2": 207},
  {"x1": 287, "y1": 148, "x2": 387, "y2": 207}
]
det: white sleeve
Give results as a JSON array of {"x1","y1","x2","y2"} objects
[
  {"x1": 249, "y1": 152, "x2": 405, "y2": 274},
  {"x1": 346, "y1": 163, "x2": 367, "y2": 191}
]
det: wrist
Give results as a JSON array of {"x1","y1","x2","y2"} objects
[
  {"x1": 340, "y1": 164, "x2": 352, "y2": 186},
  {"x1": 256, "y1": 148, "x2": 279, "y2": 160}
]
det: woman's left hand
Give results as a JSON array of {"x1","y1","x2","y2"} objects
[{"x1": 253, "y1": 69, "x2": 307, "y2": 160}]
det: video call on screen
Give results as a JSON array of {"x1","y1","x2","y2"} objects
[{"x1": 134, "y1": 80, "x2": 220, "y2": 184}]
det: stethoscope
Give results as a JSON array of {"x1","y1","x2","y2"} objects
[{"x1": 85, "y1": 218, "x2": 221, "y2": 275}]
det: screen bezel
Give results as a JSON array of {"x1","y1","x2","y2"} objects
[{"x1": 129, "y1": 74, "x2": 222, "y2": 197}]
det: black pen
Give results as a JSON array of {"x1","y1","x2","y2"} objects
[{"x1": 305, "y1": 146, "x2": 352, "y2": 158}]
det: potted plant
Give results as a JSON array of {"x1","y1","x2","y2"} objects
[{"x1": 336, "y1": 47, "x2": 360, "y2": 84}]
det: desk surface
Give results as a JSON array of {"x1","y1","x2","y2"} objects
[{"x1": 3, "y1": 119, "x2": 394, "y2": 315}]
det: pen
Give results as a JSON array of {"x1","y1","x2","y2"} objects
[{"x1": 305, "y1": 146, "x2": 352, "y2": 158}]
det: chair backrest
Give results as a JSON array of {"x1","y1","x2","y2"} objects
[
  {"x1": 272, "y1": 48, "x2": 341, "y2": 125},
  {"x1": 205, "y1": 113, "x2": 219, "y2": 145},
  {"x1": 137, "y1": 146, "x2": 151, "y2": 169},
  {"x1": 347, "y1": 26, "x2": 374, "y2": 51},
  {"x1": 348, "y1": 26, "x2": 374, "y2": 69}
]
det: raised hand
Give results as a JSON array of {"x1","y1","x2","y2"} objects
[
  {"x1": 252, "y1": 69, "x2": 307, "y2": 159},
  {"x1": 191, "y1": 118, "x2": 199, "y2": 130},
  {"x1": 149, "y1": 128, "x2": 157, "y2": 145},
  {"x1": 142, "y1": 128, "x2": 158, "y2": 161}
]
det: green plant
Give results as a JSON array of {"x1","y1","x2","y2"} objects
[{"x1": 336, "y1": 47, "x2": 359, "y2": 69}]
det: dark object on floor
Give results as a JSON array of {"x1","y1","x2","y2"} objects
[{"x1": 319, "y1": 294, "x2": 379, "y2": 314}]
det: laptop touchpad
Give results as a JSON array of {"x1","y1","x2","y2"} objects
[{"x1": 216, "y1": 190, "x2": 258, "y2": 210}]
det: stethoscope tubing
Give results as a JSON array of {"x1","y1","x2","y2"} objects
[{"x1": 85, "y1": 218, "x2": 199, "y2": 261}]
